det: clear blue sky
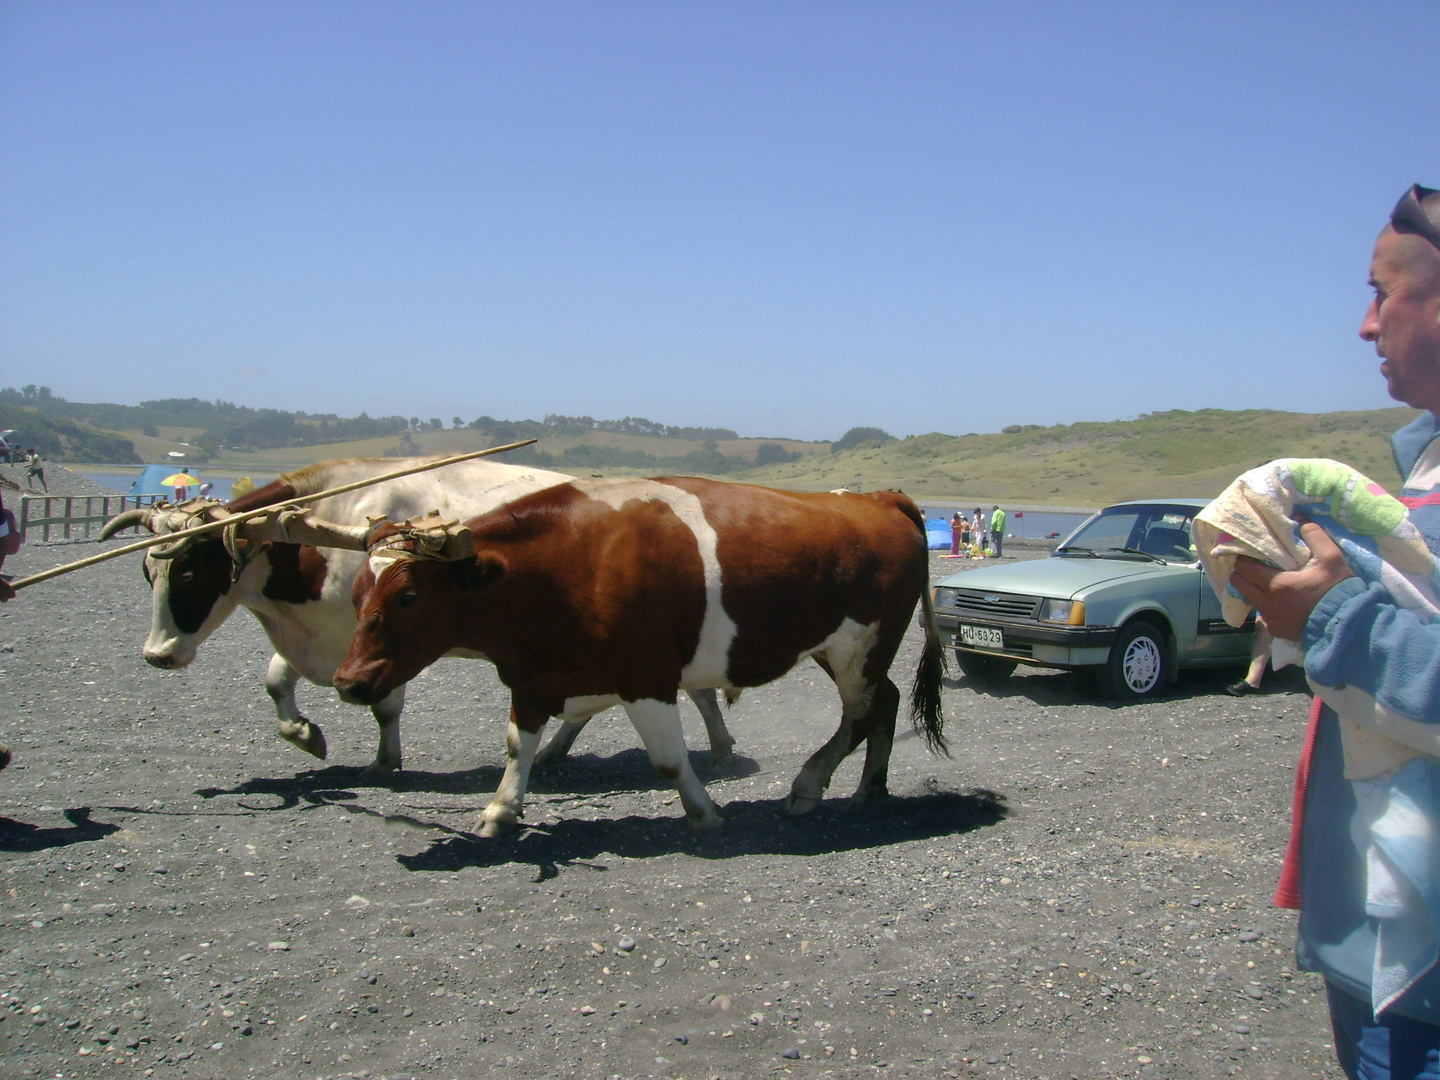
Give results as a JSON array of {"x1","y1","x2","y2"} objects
[{"x1": 2, "y1": 2, "x2": 1437, "y2": 441}]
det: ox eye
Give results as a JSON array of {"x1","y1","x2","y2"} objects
[
  {"x1": 178, "y1": 570, "x2": 195, "y2": 584},
  {"x1": 397, "y1": 591, "x2": 419, "y2": 609}
]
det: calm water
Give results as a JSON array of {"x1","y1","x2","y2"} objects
[{"x1": 82, "y1": 472, "x2": 274, "y2": 504}]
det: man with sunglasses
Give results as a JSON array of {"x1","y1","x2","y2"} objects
[{"x1": 1231, "y1": 185, "x2": 1440, "y2": 1078}]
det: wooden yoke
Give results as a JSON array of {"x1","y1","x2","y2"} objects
[
  {"x1": 363, "y1": 512, "x2": 474, "y2": 561},
  {"x1": 235, "y1": 506, "x2": 375, "y2": 553}
]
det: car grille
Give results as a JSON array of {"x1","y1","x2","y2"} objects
[{"x1": 949, "y1": 589, "x2": 1044, "y2": 621}]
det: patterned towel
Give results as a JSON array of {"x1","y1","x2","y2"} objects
[
  {"x1": 1195, "y1": 458, "x2": 1440, "y2": 777},
  {"x1": 1194, "y1": 457, "x2": 1440, "y2": 638}
]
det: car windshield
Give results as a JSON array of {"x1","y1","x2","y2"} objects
[{"x1": 1056, "y1": 505, "x2": 1198, "y2": 562}]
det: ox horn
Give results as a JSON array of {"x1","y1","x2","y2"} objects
[
  {"x1": 139, "y1": 501, "x2": 237, "y2": 559},
  {"x1": 98, "y1": 506, "x2": 155, "y2": 541},
  {"x1": 234, "y1": 507, "x2": 373, "y2": 552}
]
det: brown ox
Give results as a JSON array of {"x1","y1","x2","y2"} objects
[{"x1": 331, "y1": 477, "x2": 946, "y2": 835}]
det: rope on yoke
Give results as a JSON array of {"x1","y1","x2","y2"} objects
[{"x1": 367, "y1": 512, "x2": 475, "y2": 562}]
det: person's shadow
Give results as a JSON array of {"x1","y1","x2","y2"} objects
[{"x1": 0, "y1": 807, "x2": 121, "y2": 852}]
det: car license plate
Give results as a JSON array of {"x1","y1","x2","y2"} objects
[{"x1": 958, "y1": 624, "x2": 1003, "y2": 650}]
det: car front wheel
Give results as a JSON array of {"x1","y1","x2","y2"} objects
[
  {"x1": 1096, "y1": 620, "x2": 1167, "y2": 700},
  {"x1": 955, "y1": 650, "x2": 1018, "y2": 685}
]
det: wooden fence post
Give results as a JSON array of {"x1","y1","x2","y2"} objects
[{"x1": 16, "y1": 493, "x2": 162, "y2": 544}]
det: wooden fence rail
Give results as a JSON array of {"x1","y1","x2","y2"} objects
[{"x1": 17, "y1": 494, "x2": 165, "y2": 543}]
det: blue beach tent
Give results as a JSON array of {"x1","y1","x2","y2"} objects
[{"x1": 126, "y1": 464, "x2": 200, "y2": 498}]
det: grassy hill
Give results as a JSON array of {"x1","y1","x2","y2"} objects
[
  {"x1": 745, "y1": 406, "x2": 1419, "y2": 507},
  {"x1": 9, "y1": 387, "x2": 1420, "y2": 509}
]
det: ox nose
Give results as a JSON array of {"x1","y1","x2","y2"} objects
[{"x1": 333, "y1": 674, "x2": 381, "y2": 706}]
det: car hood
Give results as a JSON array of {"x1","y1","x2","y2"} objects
[{"x1": 936, "y1": 555, "x2": 1192, "y2": 598}]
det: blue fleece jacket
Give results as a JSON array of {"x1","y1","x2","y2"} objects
[{"x1": 1298, "y1": 412, "x2": 1440, "y2": 1021}]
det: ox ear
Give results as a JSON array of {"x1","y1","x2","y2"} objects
[{"x1": 453, "y1": 552, "x2": 505, "y2": 593}]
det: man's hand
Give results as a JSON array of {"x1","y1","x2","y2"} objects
[
  {"x1": 1230, "y1": 520, "x2": 1353, "y2": 640},
  {"x1": 0, "y1": 578, "x2": 13, "y2": 603}
]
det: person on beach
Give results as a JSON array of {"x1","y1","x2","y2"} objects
[
  {"x1": 1231, "y1": 184, "x2": 1440, "y2": 1078},
  {"x1": 0, "y1": 486, "x2": 11, "y2": 583},
  {"x1": 0, "y1": 487, "x2": 13, "y2": 761},
  {"x1": 1225, "y1": 614, "x2": 1273, "y2": 696},
  {"x1": 949, "y1": 512, "x2": 967, "y2": 555},
  {"x1": 990, "y1": 505, "x2": 1007, "y2": 558},
  {"x1": 25, "y1": 449, "x2": 46, "y2": 492}
]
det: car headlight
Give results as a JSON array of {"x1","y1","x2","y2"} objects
[
  {"x1": 1041, "y1": 598, "x2": 1085, "y2": 625},
  {"x1": 934, "y1": 587, "x2": 958, "y2": 607}
]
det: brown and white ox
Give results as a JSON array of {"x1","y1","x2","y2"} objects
[
  {"x1": 331, "y1": 477, "x2": 947, "y2": 835},
  {"x1": 100, "y1": 458, "x2": 735, "y2": 775}
]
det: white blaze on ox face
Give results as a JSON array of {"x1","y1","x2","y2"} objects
[
  {"x1": 582, "y1": 479, "x2": 740, "y2": 689},
  {"x1": 365, "y1": 552, "x2": 404, "y2": 587}
]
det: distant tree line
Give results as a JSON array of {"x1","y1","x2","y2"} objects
[
  {"x1": 465, "y1": 414, "x2": 739, "y2": 441},
  {"x1": 0, "y1": 386, "x2": 880, "y2": 469},
  {"x1": 0, "y1": 387, "x2": 409, "y2": 456}
]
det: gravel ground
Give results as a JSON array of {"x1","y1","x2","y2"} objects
[{"x1": 0, "y1": 536, "x2": 1336, "y2": 1080}]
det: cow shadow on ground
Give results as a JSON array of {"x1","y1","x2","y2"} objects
[
  {"x1": 193, "y1": 749, "x2": 763, "y2": 814},
  {"x1": 0, "y1": 807, "x2": 122, "y2": 852},
  {"x1": 396, "y1": 783, "x2": 1009, "y2": 882}
]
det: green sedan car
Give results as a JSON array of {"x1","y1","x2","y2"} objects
[{"x1": 932, "y1": 499, "x2": 1254, "y2": 700}]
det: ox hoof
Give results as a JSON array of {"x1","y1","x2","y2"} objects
[
  {"x1": 0, "y1": 745, "x2": 10, "y2": 772},
  {"x1": 360, "y1": 760, "x2": 401, "y2": 779},
  {"x1": 687, "y1": 812, "x2": 725, "y2": 833},
  {"x1": 280, "y1": 721, "x2": 328, "y2": 761},
  {"x1": 785, "y1": 792, "x2": 822, "y2": 816},
  {"x1": 707, "y1": 746, "x2": 737, "y2": 770},
  {"x1": 848, "y1": 785, "x2": 890, "y2": 808},
  {"x1": 479, "y1": 810, "x2": 520, "y2": 839}
]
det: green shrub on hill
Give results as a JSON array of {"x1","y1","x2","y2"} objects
[
  {"x1": 0, "y1": 402, "x2": 139, "y2": 464},
  {"x1": 831, "y1": 426, "x2": 896, "y2": 453}
]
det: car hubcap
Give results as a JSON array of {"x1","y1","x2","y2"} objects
[{"x1": 1122, "y1": 637, "x2": 1161, "y2": 693}]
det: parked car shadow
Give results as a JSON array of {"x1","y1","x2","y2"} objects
[
  {"x1": 396, "y1": 783, "x2": 1009, "y2": 881},
  {"x1": 0, "y1": 806, "x2": 122, "y2": 852}
]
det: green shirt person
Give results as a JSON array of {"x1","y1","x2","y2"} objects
[
  {"x1": 990, "y1": 506, "x2": 1006, "y2": 557},
  {"x1": 24, "y1": 451, "x2": 45, "y2": 492}
]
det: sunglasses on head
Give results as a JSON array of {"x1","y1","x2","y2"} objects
[{"x1": 1391, "y1": 184, "x2": 1440, "y2": 251}]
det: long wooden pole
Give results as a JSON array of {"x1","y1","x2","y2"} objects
[{"x1": 9, "y1": 439, "x2": 538, "y2": 592}]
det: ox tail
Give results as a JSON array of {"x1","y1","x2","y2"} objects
[{"x1": 909, "y1": 583, "x2": 950, "y2": 756}]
